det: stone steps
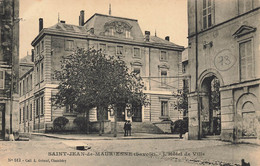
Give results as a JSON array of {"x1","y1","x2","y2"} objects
[{"x1": 111, "y1": 122, "x2": 164, "y2": 134}]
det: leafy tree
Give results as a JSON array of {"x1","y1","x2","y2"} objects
[
  {"x1": 174, "y1": 80, "x2": 189, "y2": 117},
  {"x1": 210, "y1": 77, "x2": 220, "y2": 111},
  {"x1": 52, "y1": 48, "x2": 148, "y2": 136}
]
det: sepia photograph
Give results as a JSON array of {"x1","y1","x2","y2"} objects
[{"x1": 0, "y1": 0, "x2": 259, "y2": 165}]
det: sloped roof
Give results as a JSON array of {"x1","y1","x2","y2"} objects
[
  {"x1": 150, "y1": 36, "x2": 182, "y2": 47},
  {"x1": 48, "y1": 22, "x2": 88, "y2": 34},
  {"x1": 84, "y1": 13, "x2": 144, "y2": 42},
  {"x1": 35, "y1": 13, "x2": 184, "y2": 50}
]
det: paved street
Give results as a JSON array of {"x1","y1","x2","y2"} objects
[{"x1": 0, "y1": 135, "x2": 259, "y2": 166}]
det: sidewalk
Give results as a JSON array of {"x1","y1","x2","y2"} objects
[{"x1": 31, "y1": 132, "x2": 181, "y2": 140}]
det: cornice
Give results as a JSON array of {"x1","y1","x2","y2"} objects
[{"x1": 31, "y1": 29, "x2": 184, "y2": 51}]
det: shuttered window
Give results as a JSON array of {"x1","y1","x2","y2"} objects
[{"x1": 240, "y1": 40, "x2": 253, "y2": 81}]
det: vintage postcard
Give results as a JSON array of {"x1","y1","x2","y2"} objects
[{"x1": 0, "y1": 0, "x2": 259, "y2": 165}]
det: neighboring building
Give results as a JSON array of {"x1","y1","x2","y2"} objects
[
  {"x1": 19, "y1": 53, "x2": 34, "y2": 133},
  {"x1": 0, "y1": 0, "x2": 19, "y2": 140},
  {"x1": 187, "y1": 0, "x2": 260, "y2": 141},
  {"x1": 19, "y1": 11, "x2": 184, "y2": 133}
]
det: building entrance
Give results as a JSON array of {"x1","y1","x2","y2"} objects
[
  {"x1": 0, "y1": 104, "x2": 5, "y2": 139},
  {"x1": 200, "y1": 76, "x2": 221, "y2": 137}
]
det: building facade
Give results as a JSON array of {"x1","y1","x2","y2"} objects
[
  {"x1": 0, "y1": 0, "x2": 19, "y2": 140},
  {"x1": 188, "y1": 0, "x2": 260, "y2": 141},
  {"x1": 19, "y1": 12, "x2": 184, "y2": 133}
]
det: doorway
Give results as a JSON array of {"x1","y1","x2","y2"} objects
[
  {"x1": 0, "y1": 104, "x2": 5, "y2": 139},
  {"x1": 200, "y1": 76, "x2": 221, "y2": 137}
]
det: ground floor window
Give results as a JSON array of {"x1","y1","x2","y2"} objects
[{"x1": 161, "y1": 101, "x2": 168, "y2": 116}]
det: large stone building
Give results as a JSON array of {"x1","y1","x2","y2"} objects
[
  {"x1": 19, "y1": 11, "x2": 184, "y2": 133},
  {"x1": 188, "y1": 0, "x2": 260, "y2": 141},
  {"x1": 0, "y1": 0, "x2": 20, "y2": 140}
]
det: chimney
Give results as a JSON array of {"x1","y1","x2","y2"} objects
[
  {"x1": 39, "y1": 18, "x2": 43, "y2": 32},
  {"x1": 79, "y1": 10, "x2": 85, "y2": 26},
  {"x1": 60, "y1": 20, "x2": 66, "y2": 23},
  {"x1": 145, "y1": 31, "x2": 150, "y2": 42},
  {"x1": 31, "y1": 49, "x2": 34, "y2": 62},
  {"x1": 165, "y1": 36, "x2": 170, "y2": 41}
]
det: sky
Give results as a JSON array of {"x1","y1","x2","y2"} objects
[{"x1": 20, "y1": 0, "x2": 188, "y2": 58}]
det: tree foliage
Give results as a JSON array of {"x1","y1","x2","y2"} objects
[
  {"x1": 210, "y1": 77, "x2": 220, "y2": 111},
  {"x1": 174, "y1": 80, "x2": 189, "y2": 116},
  {"x1": 52, "y1": 48, "x2": 149, "y2": 134}
]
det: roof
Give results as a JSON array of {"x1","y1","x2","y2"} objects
[
  {"x1": 150, "y1": 36, "x2": 182, "y2": 48},
  {"x1": 48, "y1": 22, "x2": 88, "y2": 34},
  {"x1": 32, "y1": 13, "x2": 184, "y2": 50},
  {"x1": 84, "y1": 13, "x2": 144, "y2": 42}
]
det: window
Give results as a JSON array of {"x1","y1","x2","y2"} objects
[
  {"x1": 40, "y1": 62, "x2": 44, "y2": 81},
  {"x1": 40, "y1": 96, "x2": 44, "y2": 115},
  {"x1": 27, "y1": 105, "x2": 29, "y2": 120},
  {"x1": 240, "y1": 40, "x2": 254, "y2": 80},
  {"x1": 99, "y1": 44, "x2": 106, "y2": 53},
  {"x1": 66, "y1": 104, "x2": 75, "y2": 113},
  {"x1": 182, "y1": 61, "x2": 188, "y2": 74},
  {"x1": 41, "y1": 40, "x2": 44, "y2": 52},
  {"x1": 65, "y1": 40, "x2": 74, "y2": 51},
  {"x1": 116, "y1": 46, "x2": 123, "y2": 55},
  {"x1": 30, "y1": 104, "x2": 32, "y2": 121},
  {"x1": 126, "y1": 30, "x2": 131, "y2": 38},
  {"x1": 36, "y1": 98, "x2": 39, "y2": 116},
  {"x1": 23, "y1": 107, "x2": 25, "y2": 122},
  {"x1": 36, "y1": 65, "x2": 40, "y2": 84},
  {"x1": 134, "y1": 48, "x2": 141, "y2": 58},
  {"x1": 0, "y1": 71, "x2": 4, "y2": 89},
  {"x1": 19, "y1": 109, "x2": 21, "y2": 123},
  {"x1": 203, "y1": 0, "x2": 213, "y2": 29},
  {"x1": 160, "y1": 51, "x2": 167, "y2": 61},
  {"x1": 161, "y1": 101, "x2": 168, "y2": 116},
  {"x1": 26, "y1": 77, "x2": 29, "y2": 93},
  {"x1": 161, "y1": 71, "x2": 167, "y2": 86},
  {"x1": 109, "y1": 28, "x2": 114, "y2": 36},
  {"x1": 19, "y1": 82, "x2": 21, "y2": 96},
  {"x1": 23, "y1": 79, "x2": 26, "y2": 95},
  {"x1": 238, "y1": 0, "x2": 253, "y2": 14},
  {"x1": 30, "y1": 74, "x2": 32, "y2": 90},
  {"x1": 36, "y1": 45, "x2": 39, "y2": 54}
]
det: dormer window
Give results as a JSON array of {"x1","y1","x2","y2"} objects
[
  {"x1": 126, "y1": 30, "x2": 131, "y2": 38},
  {"x1": 109, "y1": 28, "x2": 114, "y2": 36}
]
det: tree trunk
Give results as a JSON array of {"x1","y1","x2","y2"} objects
[
  {"x1": 98, "y1": 106, "x2": 102, "y2": 136},
  {"x1": 85, "y1": 111, "x2": 90, "y2": 134},
  {"x1": 113, "y1": 107, "x2": 117, "y2": 137}
]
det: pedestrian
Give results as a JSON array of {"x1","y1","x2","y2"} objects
[
  {"x1": 124, "y1": 120, "x2": 128, "y2": 136},
  {"x1": 128, "y1": 120, "x2": 132, "y2": 136}
]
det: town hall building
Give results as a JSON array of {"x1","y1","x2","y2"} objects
[{"x1": 19, "y1": 11, "x2": 185, "y2": 133}]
